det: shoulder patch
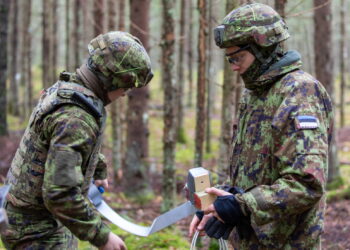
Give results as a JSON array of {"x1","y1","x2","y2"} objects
[{"x1": 295, "y1": 115, "x2": 319, "y2": 130}]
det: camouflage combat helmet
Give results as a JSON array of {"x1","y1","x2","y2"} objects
[
  {"x1": 214, "y1": 3, "x2": 289, "y2": 48},
  {"x1": 88, "y1": 31, "x2": 153, "y2": 91}
]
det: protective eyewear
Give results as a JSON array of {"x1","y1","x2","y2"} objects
[
  {"x1": 115, "y1": 67, "x2": 153, "y2": 86},
  {"x1": 225, "y1": 45, "x2": 250, "y2": 65}
]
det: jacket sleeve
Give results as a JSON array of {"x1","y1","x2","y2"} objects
[
  {"x1": 94, "y1": 153, "x2": 108, "y2": 180},
  {"x1": 238, "y1": 80, "x2": 333, "y2": 226},
  {"x1": 42, "y1": 105, "x2": 110, "y2": 247}
]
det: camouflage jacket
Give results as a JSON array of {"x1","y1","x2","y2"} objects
[
  {"x1": 5, "y1": 74, "x2": 110, "y2": 247},
  {"x1": 230, "y1": 51, "x2": 333, "y2": 249}
]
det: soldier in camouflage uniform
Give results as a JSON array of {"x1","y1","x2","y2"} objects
[
  {"x1": 1, "y1": 31, "x2": 153, "y2": 250},
  {"x1": 189, "y1": 3, "x2": 333, "y2": 249}
]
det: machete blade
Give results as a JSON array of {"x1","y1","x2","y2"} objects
[{"x1": 88, "y1": 184, "x2": 196, "y2": 236}]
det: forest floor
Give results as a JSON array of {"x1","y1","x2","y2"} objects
[{"x1": 1, "y1": 128, "x2": 350, "y2": 249}]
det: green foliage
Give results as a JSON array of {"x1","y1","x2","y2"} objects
[
  {"x1": 177, "y1": 127, "x2": 187, "y2": 144},
  {"x1": 109, "y1": 224, "x2": 190, "y2": 250},
  {"x1": 327, "y1": 186, "x2": 350, "y2": 202},
  {"x1": 208, "y1": 238, "x2": 220, "y2": 250},
  {"x1": 175, "y1": 144, "x2": 194, "y2": 164},
  {"x1": 327, "y1": 176, "x2": 344, "y2": 190},
  {"x1": 129, "y1": 191, "x2": 155, "y2": 206},
  {"x1": 7, "y1": 114, "x2": 27, "y2": 131},
  {"x1": 326, "y1": 165, "x2": 350, "y2": 202}
]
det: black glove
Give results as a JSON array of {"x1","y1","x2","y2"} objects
[
  {"x1": 215, "y1": 187, "x2": 254, "y2": 240},
  {"x1": 195, "y1": 210, "x2": 204, "y2": 220},
  {"x1": 214, "y1": 195, "x2": 244, "y2": 227},
  {"x1": 195, "y1": 210, "x2": 233, "y2": 240},
  {"x1": 204, "y1": 216, "x2": 233, "y2": 240}
]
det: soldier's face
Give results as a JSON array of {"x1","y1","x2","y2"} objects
[
  {"x1": 225, "y1": 46, "x2": 255, "y2": 74},
  {"x1": 107, "y1": 88, "x2": 129, "y2": 103}
]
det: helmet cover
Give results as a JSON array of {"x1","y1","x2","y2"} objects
[
  {"x1": 88, "y1": 31, "x2": 153, "y2": 91},
  {"x1": 214, "y1": 3, "x2": 290, "y2": 48}
]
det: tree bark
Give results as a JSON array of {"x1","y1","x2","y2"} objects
[
  {"x1": 186, "y1": 0, "x2": 194, "y2": 108},
  {"x1": 20, "y1": 0, "x2": 32, "y2": 118},
  {"x1": 218, "y1": 0, "x2": 239, "y2": 183},
  {"x1": 118, "y1": 0, "x2": 126, "y2": 31},
  {"x1": 42, "y1": 0, "x2": 52, "y2": 88},
  {"x1": 274, "y1": 0, "x2": 287, "y2": 18},
  {"x1": 161, "y1": 0, "x2": 176, "y2": 211},
  {"x1": 65, "y1": 0, "x2": 70, "y2": 71},
  {"x1": 108, "y1": 0, "x2": 123, "y2": 182},
  {"x1": 51, "y1": 0, "x2": 58, "y2": 81},
  {"x1": 339, "y1": 0, "x2": 347, "y2": 128},
  {"x1": 124, "y1": 0, "x2": 151, "y2": 195},
  {"x1": 0, "y1": 0, "x2": 10, "y2": 135},
  {"x1": 194, "y1": 0, "x2": 208, "y2": 167},
  {"x1": 9, "y1": 0, "x2": 20, "y2": 115},
  {"x1": 94, "y1": 0, "x2": 105, "y2": 35},
  {"x1": 313, "y1": 0, "x2": 338, "y2": 182},
  {"x1": 108, "y1": 0, "x2": 116, "y2": 30},
  {"x1": 176, "y1": 0, "x2": 186, "y2": 144},
  {"x1": 73, "y1": 0, "x2": 81, "y2": 70},
  {"x1": 205, "y1": 0, "x2": 213, "y2": 153},
  {"x1": 82, "y1": 1, "x2": 92, "y2": 46}
]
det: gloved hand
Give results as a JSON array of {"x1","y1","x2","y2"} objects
[
  {"x1": 195, "y1": 210, "x2": 233, "y2": 240},
  {"x1": 213, "y1": 195, "x2": 244, "y2": 226},
  {"x1": 204, "y1": 216, "x2": 233, "y2": 240},
  {"x1": 205, "y1": 187, "x2": 254, "y2": 240}
]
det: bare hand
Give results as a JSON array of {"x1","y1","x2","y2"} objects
[
  {"x1": 94, "y1": 179, "x2": 109, "y2": 191},
  {"x1": 98, "y1": 232, "x2": 127, "y2": 250}
]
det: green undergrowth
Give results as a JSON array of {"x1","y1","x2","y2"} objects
[
  {"x1": 326, "y1": 165, "x2": 350, "y2": 202},
  {"x1": 78, "y1": 224, "x2": 190, "y2": 250}
]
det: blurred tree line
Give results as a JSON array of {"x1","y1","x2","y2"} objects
[{"x1": 0, "y1": 0, "x2": 349, "y2": 210}]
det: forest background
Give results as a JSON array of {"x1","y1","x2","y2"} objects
[{"x1": 0, "y1": 0, "x2": 350, "y2": 249}]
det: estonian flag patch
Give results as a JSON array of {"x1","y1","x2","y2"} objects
[{"x1": 295, "y1": 115, "x2": 319, "y2": 129}]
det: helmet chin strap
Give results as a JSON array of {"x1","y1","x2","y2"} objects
[{"x1": 77, "y1": 62, "x2": 111, "y2": 106}]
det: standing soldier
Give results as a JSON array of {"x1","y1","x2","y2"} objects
[
  {"x1": 189, "y1": 3, "x2": 333, "y2": 249},
  {"x1": 1, "y1": 31, "x2": 153, "y2": 250}
]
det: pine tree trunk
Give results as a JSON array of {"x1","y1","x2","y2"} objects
[
  {"x1": 9, "y1": 0, "x2": 20, "y2": 115},
  {"x1": 313, "y1": 0, "x2": 338, "y2": 182},
  {"x1": 124, "y1": 0, "x2": 151, "y2": 196},
  {"x1": 73, "y1": 0, "x2": 81, "y2": 70},
  {"x1": 21, "y1": 0, "x2": 32, "y2": 118},
  {"x1": 118, "y1": 0, "x2": 126, "y2": 30},
  {"x1": 42, "y1": 0, "x2": 51, "y2": 88},
  {"x1": 205, "y1": 0, "x2": 213, "y2": 153},
  {"x1": 194, "y1": 0, "x2": 208, "y2": 167},
  {"x1": 218, "y1": 0, "x2": 239, "y2": 183},
  {"x1": 186, "y1": 0, "x2": 194, "y2": 108},
  {"x1": 108, "y1": 0, "x2": 116, "y2": 30},
  {"x1": 51, "y1": 0, "x2": 58, "y2": 81},
  {"x1": 108, "y1": 0, "x2": 122, "y2": 182},
  {"x1": 0, "y1": 0, "x2": 10, "y2": 135},
  {"x1": 339, "y1": 0, "x2": 347, "y2": 128},
  {"x1": 94, "y1": 0, "x2": 105, "y2": 35},
  {"x1": 65, "y1": 0, "x2": 70, "y2": 71},
  {"x1": 176, "y1": 0, "x2": 186, "y2": 143},
  {"x1": 82, "y1": 1, "x2": 91, "y2": 46},
  {"x1": 161, "y1": 0, "x2": 176, "y2": 211},
  {"x1": 274, "y1": 0, "x2": 287, "y2": 18}
]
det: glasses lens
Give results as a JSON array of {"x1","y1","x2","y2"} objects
[{"x1": 227, "y1": 54, "x2": 243, "y2": 65}]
